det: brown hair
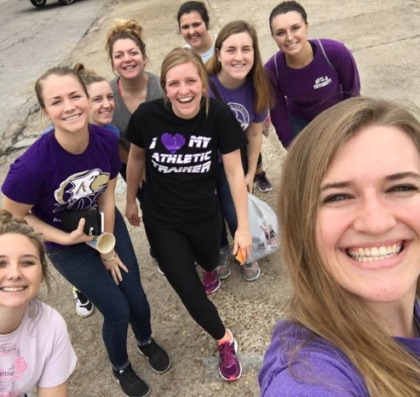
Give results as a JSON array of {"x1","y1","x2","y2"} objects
[
  {"x1": 206, "y1": 20, "x2": 273, "y2": 114},
  {"x1": 279, "y1": 96, "x2": 420, "y2": 396},
  {"x1": 106, "y1": 19, "x2": 146, "y2": 64},
  {"x1": 73, "y1": 63, "x2": 106, "y2": 86},
  {"x1": 160, "y1": 47, "x2": 209, "y2": 114},
  {"x1": 35, "y1": 66, "x2": 88, "y2": 109},
  {"x1": 0, "y1": 209, "x2": 50, "y2": 290},
  {"x1": 269, "y1": 1, "x2": 308, "y2": 34}
]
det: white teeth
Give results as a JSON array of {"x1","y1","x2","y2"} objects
[
  {"x1": 1, "y1": 287, "x2": 26, "y2": 292},
  {"x1": 178, "y1": 97, "x2": 193, "y2": 103},
  {"x1": 347, "y1": 243, "x2": 403, "y2": 262},
  {"x1": 64, "y1": 114, "x2": 80, "y2": 121}
]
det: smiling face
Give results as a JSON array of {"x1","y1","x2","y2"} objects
[
  {"x1": 88, "y1": 81, "x2": 115, "y2": 126},
  {"x1": 0, "y1": 234, "x2": 43, "y2": 310},
  {"x1": 165, "y1": 61, "x2": 203, "y2": 119},
  {"x1": 179, "y1": 11, "x2": 209, "y2": 52},
  {"x1": 42, "y1": 74, "x2": 90, "y2": 135},
  {"x1": 217, "y1": 32, "x2": 254, "y2": 84},
  {"x1": 112, "y1": 38, "x2": 146, "y2": 80},
  {"x1": 271, "y1": 11, "x2": 308, "y2": 56},
  {"x1": 316, "y1": 125, "x2": 420, "y2": 305}
]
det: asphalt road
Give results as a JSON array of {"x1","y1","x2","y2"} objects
[{"x1": 0, "y1": 0, "x2": 114, "y2": 154}]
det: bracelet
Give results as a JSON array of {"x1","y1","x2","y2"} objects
[{"x1": 100, "y1": 252, "x2": 117, "y2": 262}]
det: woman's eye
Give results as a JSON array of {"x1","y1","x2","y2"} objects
[
  {"x1": 323, "y1": 194, "x2": 350, "y2": 203},
  {"x1": 0, "y1": 261, "x2": 6, "y2": 267},
  {"x1": 276, "y1": 31, "x2": 285, "y2": 36},
  {"x1": 93, "y1": 98, "x2": 102, "y2": 102},
  {"x1": 22, "y1": 261, "x2": 36, "y2": 267},
  {"x1": 192, "y1": 22, "x2": 202, "y2": 28},
  {"x1": 388, "y1": 185, "x2": 418, "y2": 193}
]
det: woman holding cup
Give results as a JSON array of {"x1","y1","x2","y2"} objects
[{"x1": 2, "y1": 66, "x2": 169, "y2": 397}]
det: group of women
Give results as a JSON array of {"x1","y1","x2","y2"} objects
[{"x1": 2, "y1": 1, "x2": 419, "y2": 397}]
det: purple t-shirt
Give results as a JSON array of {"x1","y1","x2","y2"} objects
[
  {"x1": 264, "y1": 39, "x2": 360, "y2": 147},
  {"x1": 2, "y1": 124, "x2": 120, "y2": 248},
  {"x1": 259, "y1": 303, "x2": 420, "y2": 396},
  {"x1": 208, "y1": 75, "x2": 267, "y2": 131}
]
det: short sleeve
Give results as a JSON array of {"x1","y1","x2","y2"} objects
[
  {"x1": 2, "y1": 158, "x2": 43, "y2": 205},
  {"x1": 214, "y1": 101, "x2": 248, "y2": 154},
  {"x1": 37, "y1": 311, "x2": 77, "y2": 388},
  {"x1": 126, "y1": 105, "x2": 145, "y2": 148}
]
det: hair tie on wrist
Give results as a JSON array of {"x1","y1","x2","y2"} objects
[{"x1": 101, "y1": 252, "x2": 117, "y2": 262}]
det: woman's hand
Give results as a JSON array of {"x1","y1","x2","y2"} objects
[
  {"x1": 126, "y1": 202, "x2": 141, "y2": 226},
  {"x1": 100, "y1": 251, "x2": 129, "y2": 285},
  {"x1": 233, "y1": 226, "x2": 252, "y2": 264},
  {"x1": 64, "y1": 218, "x2": 95, "y2": 245},
  {"x1": 245, "y1": 172, "x2": 255, "y2": 193}
]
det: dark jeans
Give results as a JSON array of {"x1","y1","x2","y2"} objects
[
  {"x1": 48, "y1": 208, "x2": 151, "y2": 370},
  {"x1": 145, "y1": 211, "x2": 226, "y2": 340},
  {"x1": 290, "y1": 115, "x2": 310, "y2": 139}
]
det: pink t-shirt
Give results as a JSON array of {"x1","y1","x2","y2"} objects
[{"x1": 0, "y1": 302, "x2": 77, "y2": 397}]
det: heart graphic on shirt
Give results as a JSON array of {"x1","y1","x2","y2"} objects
[{"x1": 161, "y1": 133, "x2": 186, "y2": 154}]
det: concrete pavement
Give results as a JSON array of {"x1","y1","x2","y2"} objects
[{"x1": 1, "y1": 0, "x2": 419, "y2": 396}]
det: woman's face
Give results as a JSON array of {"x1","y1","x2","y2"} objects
[
  {"x1": 88, "y1": 81, "x2": 115, "y2": 126},
  {"x1": 271, "y1": 11, "x2": 308, "y2": 56},
  {"x1": 316, "y1": 125, "x2": 420, "y2": 305},
  {"x1": 179, "y1": 11, "x2": 208, "y2": 51},
  {"x1": 42, "y1": 74, "x2": 89, "y2": 134},
  {"x1": 0, "y1": 234, "x2": 43, "y2": 310},
  {"x1": 217, "y1": 32, "x2": 254, "y2": 83},
  {"x1": 165, "y1": 61, "x2": 203, "y2": 119},
  {"x1": 112, "y1": 38, "x2": 146, "y2": 80}
]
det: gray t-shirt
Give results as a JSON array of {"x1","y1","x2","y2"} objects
[{"x1": 111, "y1": 71, "x2": 163, "y2": 151}]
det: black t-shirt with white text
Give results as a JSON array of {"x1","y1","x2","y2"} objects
[{"x1": 126, "y1": 98, "x2": 247, "y2": 227}]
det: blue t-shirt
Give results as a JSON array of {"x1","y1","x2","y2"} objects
[
  {"x1": 259, "y1": 303, "x2": 420, "y2": 396},
  {"x1": 2, "y1": 124, "x2": 121, "y2": 248}
]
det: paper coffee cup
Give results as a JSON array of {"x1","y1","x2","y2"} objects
[{"x1": 85, "y1": 233, "x2": 116, "y2": 254}]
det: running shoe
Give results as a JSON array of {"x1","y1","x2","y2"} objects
[
  {"x1": 217, "y1": 246, "x2": 231, "y2": 279},
  {"x1": 242, "y1": 261, "x2": 261, "y2": 282},
  {"x1": 73, "y1": 287, "x2": 95, "y2": 318},
  {"x1": 203, "y1": 270, "x2": 221, "y2": 295},
  {"x1": 254, "y1": 171, "x2": 273, "y2": 193},
  {"x1": 112, "y1": 363, "x2": 150, "y2": 397},
  {"x1": 137, "y1": 338, "x2": 171, "y2": 374},
  {"x1": 218, "y1": 331, "x2": 242, "y2": 381}
]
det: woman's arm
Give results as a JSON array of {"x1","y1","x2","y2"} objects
[
  {"x1": 221, "y1": 149, "x2": 252, "y2": 261},
  {"x1": 38, "y1": 382, "x2": 68, "y2": 397},
  {"x1": 245, "y1": 121, "x2": 263, "y2": 192},
  {"x1": 97, "y1": 177, "x2": 128, "y2": 284},
  {"x1": 264, "y1": 54, "x2": 293, "y2": 147},
  {"x1": 2, "y1": 196, "x2": 93, "y2": 245},
  {"x1": 126, "y1": 144, "x2": 145, "y2": 226}
]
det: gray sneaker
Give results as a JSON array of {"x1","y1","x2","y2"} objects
[
  {"x1": 217, "y1": 246, "x2": 231, "y2": 279},
  {"x1": 242, "y1": 261, "x2": 261, "y2": 282}
]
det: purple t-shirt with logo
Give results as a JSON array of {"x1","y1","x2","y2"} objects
[
  {"x1": 208, "y1": 75, "x2": 267, "y2": 131},
  {"x1": 2, "y1": 124, "x2": 120, "y2": 248},
  {"x1": 259, "y1": 303, "x2": 420, "y2": 396},
  {"x1": 264, "y1": 39, "x2": 360, "y2": 147}
]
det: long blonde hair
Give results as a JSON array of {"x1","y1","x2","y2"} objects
[
  {"x1": 206, "y1": 20, "x2": 273, "y2": 113},
  {"x1": 279, "y1": 97, "x2": 420, "y2": 396}
]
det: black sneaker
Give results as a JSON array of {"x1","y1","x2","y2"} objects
[
  {"x1": 137, "y1": 338, "x2": 171, "y2": 374},
  {"x1": 112, "y1": 363, "x2": 150, "y2": 397},
  {"x1": 73, "y1": 287, "x2": 95, "y2": 318}
]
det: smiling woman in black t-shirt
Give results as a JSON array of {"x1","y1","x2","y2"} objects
[{"x1": 125, "y1": 47, "x2": 251, "y2": 382}]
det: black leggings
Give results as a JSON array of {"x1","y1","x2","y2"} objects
[{"x1": 145, "y1": 211, "x2": 226, "y2": 340}]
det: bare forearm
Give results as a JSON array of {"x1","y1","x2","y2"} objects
[
  {"x1": 245, "y1": 125, "x2": 262, "y2": 177},
  {"x1": 25, "y1": 214, "x2": 69, "y2": 245},
  {"x1": 126, "y1": 152, "x2": 144, "y2": 204},
  {"x1": 225, "y1": 170, "x2": 249, "y2": 230}
]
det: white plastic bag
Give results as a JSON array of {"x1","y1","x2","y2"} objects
[{"x1": 247, "y1": 193, "x2": 280, "y2": 263}]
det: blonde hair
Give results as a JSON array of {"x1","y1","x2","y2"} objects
[
  {"x1": 206, "y1": 20, "x2": 273, "y2": 113},
  {"x1": 279, "y1": 97, "x2": 420, "y2": 396},
  {"x1": 160, "y1": 47, "x2": 209, "y2": 114},
  {"x1": 106, "y1": 19, "x2": 146, "y2": 63}
]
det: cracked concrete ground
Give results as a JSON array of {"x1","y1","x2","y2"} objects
[{"x1": 1, "y1": 0, "x2": 420, "y2": 396}]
